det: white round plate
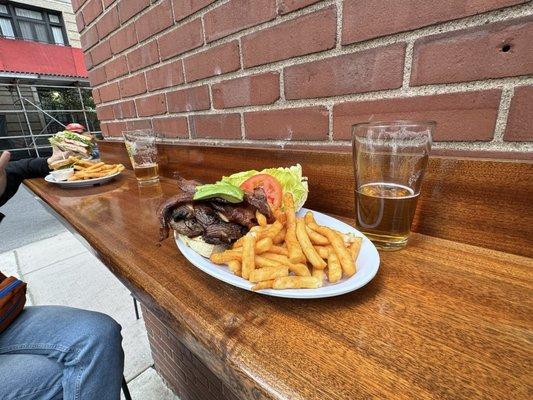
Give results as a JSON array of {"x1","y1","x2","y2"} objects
[
  {"x1": 174, "y1": 207, "x2": 380, "y2": 299},
  {"x1": 44, "y1": 172, "x2": 121, "y2": 188}
]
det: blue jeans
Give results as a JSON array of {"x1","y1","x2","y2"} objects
[{"x1": 0, "y1": 306, "x2": 124, "y2": 400}]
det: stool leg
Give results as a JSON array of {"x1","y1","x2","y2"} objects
[
  {"x1": 122, "y1": 376, "x2": 132, "y2": 400},
  {"x1": 132, "y1": 295, "x2": 140, "y2": 320}
]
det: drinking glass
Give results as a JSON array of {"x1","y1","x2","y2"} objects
[
  {"x1": 352, "y1": 121, "x2": 434, "y2": 250},
  {"x1": 122, "y1": 129, "x2": 159, "y2": 185}
]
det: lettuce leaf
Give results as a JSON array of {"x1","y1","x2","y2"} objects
[{"x1": 221, "y1": 164, "x2": 308, "y2": 210}]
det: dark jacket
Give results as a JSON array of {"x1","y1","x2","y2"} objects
[{"x1": 0, "y1": 158, "x2": 49, "y2": 222}]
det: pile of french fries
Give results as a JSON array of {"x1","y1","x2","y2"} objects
[
  {"x1": 67, "y1": 157, "x2": 125, "y2": 181},
  {"x1": 210, "y1": 193, "x2": 362, "y2": 290}
]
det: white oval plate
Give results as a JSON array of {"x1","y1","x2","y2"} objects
[
  {"x1": 44, "y1": 172, "x2": 121, "y2": 188},
  {"x1": 174, "y1": 208, "x2": 380, "y2": 299}
]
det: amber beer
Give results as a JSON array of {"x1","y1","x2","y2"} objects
[
  {"x1": 355, "y1": 182, "x2": 419, "y2": 247},
  {"x1": 352, "y1": 121, "x2": 433, "y2": 250},
  {"x1": 133, "y1": 163, "x2": 159, "y2": 181},
  {"x1": 123, "y1": 129, "x2": 159, "y2": 185}
]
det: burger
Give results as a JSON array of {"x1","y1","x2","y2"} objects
[{"x1": 158, "y1": 165, "x2": 309, "y2": 257}]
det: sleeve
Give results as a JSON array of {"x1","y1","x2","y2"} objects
[{"x1": 0, "y1": 157, "x2": 49, "y2": 207}]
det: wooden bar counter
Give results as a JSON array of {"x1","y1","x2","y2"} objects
[{"x1": 24, "y1": 143, "x2": 532, "y2": 400}]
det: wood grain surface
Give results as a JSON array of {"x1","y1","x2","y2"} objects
[
  {"x1": 99, "y1": 141, "x2": 533, "y2": 257},
  {"x1": 25, "y1": 170, "x2": 533, "y2": 400}
]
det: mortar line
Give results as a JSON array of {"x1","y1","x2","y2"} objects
[
  {"x1": 335, "y1": 0, "x2": 343, "y2": 49},
  {"x1": 492, "y1": 86, "x2": 515, "y2": 142},
  {"x1": 402, "y1": 41, "x2": 415, "y2": 90}
]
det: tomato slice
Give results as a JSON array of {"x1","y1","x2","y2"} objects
[{"x1": 240, "y1": 174, "x2": 282, "y2": 209}]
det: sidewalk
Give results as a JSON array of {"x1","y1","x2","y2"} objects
[{"x1": 0, "y1": 189, "x2": 178, "y2": 400}]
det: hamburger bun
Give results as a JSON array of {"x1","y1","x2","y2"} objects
[{"x1": 178, "y1": 234, "x2": 226, "y2": 258}]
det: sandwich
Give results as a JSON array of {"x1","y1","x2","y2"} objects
[
  {"x1": 49, "y1": 130, "x2": 94, "y2": 158},
  {"x1": 158, "y1": 165, "x2": 308, "y2": 257}
]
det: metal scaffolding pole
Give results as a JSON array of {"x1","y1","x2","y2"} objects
[
  {"x1": 15, "y1": 84, "x2": 39, "y2": 157},
  {"x1": 77, "y1": 86, "x2": 91, "y2": 131}
]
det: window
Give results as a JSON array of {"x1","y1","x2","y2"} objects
[{"x1": 0, "y1": 2, "x2": 68, "y2": 45}]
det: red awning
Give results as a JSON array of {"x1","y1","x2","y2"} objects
[{"x1": 0, "y1": 38, "x2": 88, "y2": 78}]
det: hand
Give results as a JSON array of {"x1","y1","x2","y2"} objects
[{"x1": 0, "y1": 151, "x2": 11, "y2": 198}]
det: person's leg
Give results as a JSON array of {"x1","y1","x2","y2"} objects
[
  {"x1": 0, "y1": 306, "x2": 124, "y2": 400},
  {"x1": 0, "y1": 354, "x2": 63, "y2": 400}
]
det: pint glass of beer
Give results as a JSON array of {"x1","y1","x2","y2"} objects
[
  {"x1": 122, "y1": 129, "x2": 159, "y2": 184},
  {"x1": 352, "y1": 121, "x2": 434, "y2": 250}
]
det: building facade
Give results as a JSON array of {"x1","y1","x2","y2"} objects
[{"x1": 0, "y1": 0, "x2": 98, "y2": 159}]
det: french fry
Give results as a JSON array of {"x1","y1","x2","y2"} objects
[
  {"x1": 255, "y1": 237, "x2": 273, "y2": 254},
  {"x1": 289, "y1": 263, "x2": 311, "y2": 277},
  {"x1": 314, "y1": 245, "x2": 330, "y2": 259},
  {"x1": 260, "y1": 254, "x2": 310, "y2": 276},
  {"x1": 312, "y1": 267, "x2": 325, "y2": 286},
  {"x1": 251, "y1": 280, "x2": 275, "y2": 291},
  {"x1": 273, "y1": 207, "x2": 287, "y2": 224},
  {"x1": 263, "y1": 220, "x2": 283, "y2": 240},
  {"x1": 304, "y1": 211, "x2": 316, "y2": 226},
  {"x1": 210, "y1": 250, "x2": 242, "y2": 264},
  {"x1": 255, "y1": 255, "x2": 282, "y2": 269},
  {"x1": 272, "y1": 276, "x2": 320, "y2": 289},
  {"x1": 284, "y1": 193, "x2": 306, "y2": 264},
  {"x1": 256, "y1": 210, "x2": 267, "y2": 227},
  {"x1": 327, "y1": 251, "x2": 342, "y2": 283},
  {"x1": 232, "y1": 226, "x2": 262, "y2": 248},
  {"x1": 227, "y1": 260, "x2": 241, "y2": 276},
  {"x1": 84, "y1": 161, "x2": 104, "y2": 171},
  {"x1": 249, "y1": 265, "x2": 288, "y2": 283},
  {"x1": 315, "y1": 226, "x2": 356, "y2": 277},
  {"x1": 241, "y1": 232, "x2": 256, "y2": 280},
  {"x1": 295, "y1": 218, "x2": 326, "y2": 269},
  {"x1": 349, "y1": 237, "x2": 363, "y2": 261},
  {"x1": 261, "y1": 252, "x2": 290, "y2": 264},
  {"x1": 272, "y1": 227, "x2": 286, "y2": 245},
  {"x1": 267, "y1": 245, "x2": 288, "y2": 256},
  {"x1": 305, "y1": 226, "x2": 329, "y2": 245}
]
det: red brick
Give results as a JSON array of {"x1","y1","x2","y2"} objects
[
  {"x1": 153, "y1": 116, "x2": 189, "y2": 138},
  {"x1": 118, "y1": 0, "x2": 150, "y2": 23},
  {"x1": 101, "y1": 121, "x2": 127, "y2": 137},
  {"x1": 127, "y1": 40, "x2": 159, "y2": 72},
  {"x1": 332, "y1": 90, "x2": 502, "y2": 141},
  {"x1": 242, "y1": 6, "x2": 336, "y2": 68},
  {"x1": 105, "y1": 55, "x2": 128, "y2": 80},
  {"x1": 81, "y1": 0, "x2": 102, "y2": 25},
  {"x1": 87, "y1": 65, "x2": 106, "y2": 86},
  {"x1": 96, "y1": 6, "x2": 119, "y2": 39},
  {"x1": 157, "y1": 18, "x2": 203, "y2": 60},
  {"x1": 75, "y1": 12, "x2": 85, "y2": 32},
  {"x1": 504, "y1": 86, "x2": 533, "y2": 141},
  {"x1": 342, "y1": 0, "x2": 528, "y2": 44},
  {"x1": 172, "y1": 0, "x2": 215, "y2": 22},
  {"x1": 92, "y1": 88, "x2": 101, "y2": 104},
  {"x1": 146, "y1": 60, "x2": 184, "y2": 91},
  {"x1": 136, "y1": 93, "x2": 167, "y2": 116},
  {"x1": 204, "y1": 0, "x2": 276, "y2": 42},
  {"x1": 126, "y1": 119, "x2": 153, "y2": 130},
  {"x1": 113, "y1": 100, "x2": 137, "y2": 119},
  {"x1": 285, "y1": 43, "x2": 405, "y2": 99},
  {"x1": 189, "y1": 114, "x2": 241, "y2": 139},
  {"x1": 135, "y1": 0, "x2": 174, "y2": 42},
  {"x1": 84, "y1": 52, "x2": 93, "y2": 70},
  {"x1": 212, "y1": 72, "x2": 279, "y2": 109},
  {"x1": 411, "y1": 17, "x2": 533, "y2": 85},
  {"x1": 99, "y1": 82, "x2": 121, "y2": 102},
  {"x1": 90, "y1": 41, "x2": 112, "y2": 65},
  {"x1": 184, "y1": 41, "x2": 240, "y2": 82},
  {"x1": 278, "y1": 0, "x2": 321, "y2": 14},
  {"x1": 109, "y1": 23, "x2": 137, "y2": 54},
  {"x1": 80, "y1": 25, "x2": 98, "y2": 49},
  {"x1": 166, "y1": 85, "x2": 210, "y2": 112},
  {"x1": 244, "y1": 107, "x2": 328, "y2": 140},
  {"x1": 72, "y1": 0, "x2": 88, "y2": 13},
  {"x1": 96, "y1": 103, "x2": 114, "y2": 121},
  {"x1": 119, "y1": 73, "x2": 147, "y2": 97}
]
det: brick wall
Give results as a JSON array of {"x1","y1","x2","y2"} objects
[
  {"x1": 74, "y1": 0, "x2": 533, "y2": 159},
  {"x1": 142, "y1": 305, "x2": 239, "y2": 400}
]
